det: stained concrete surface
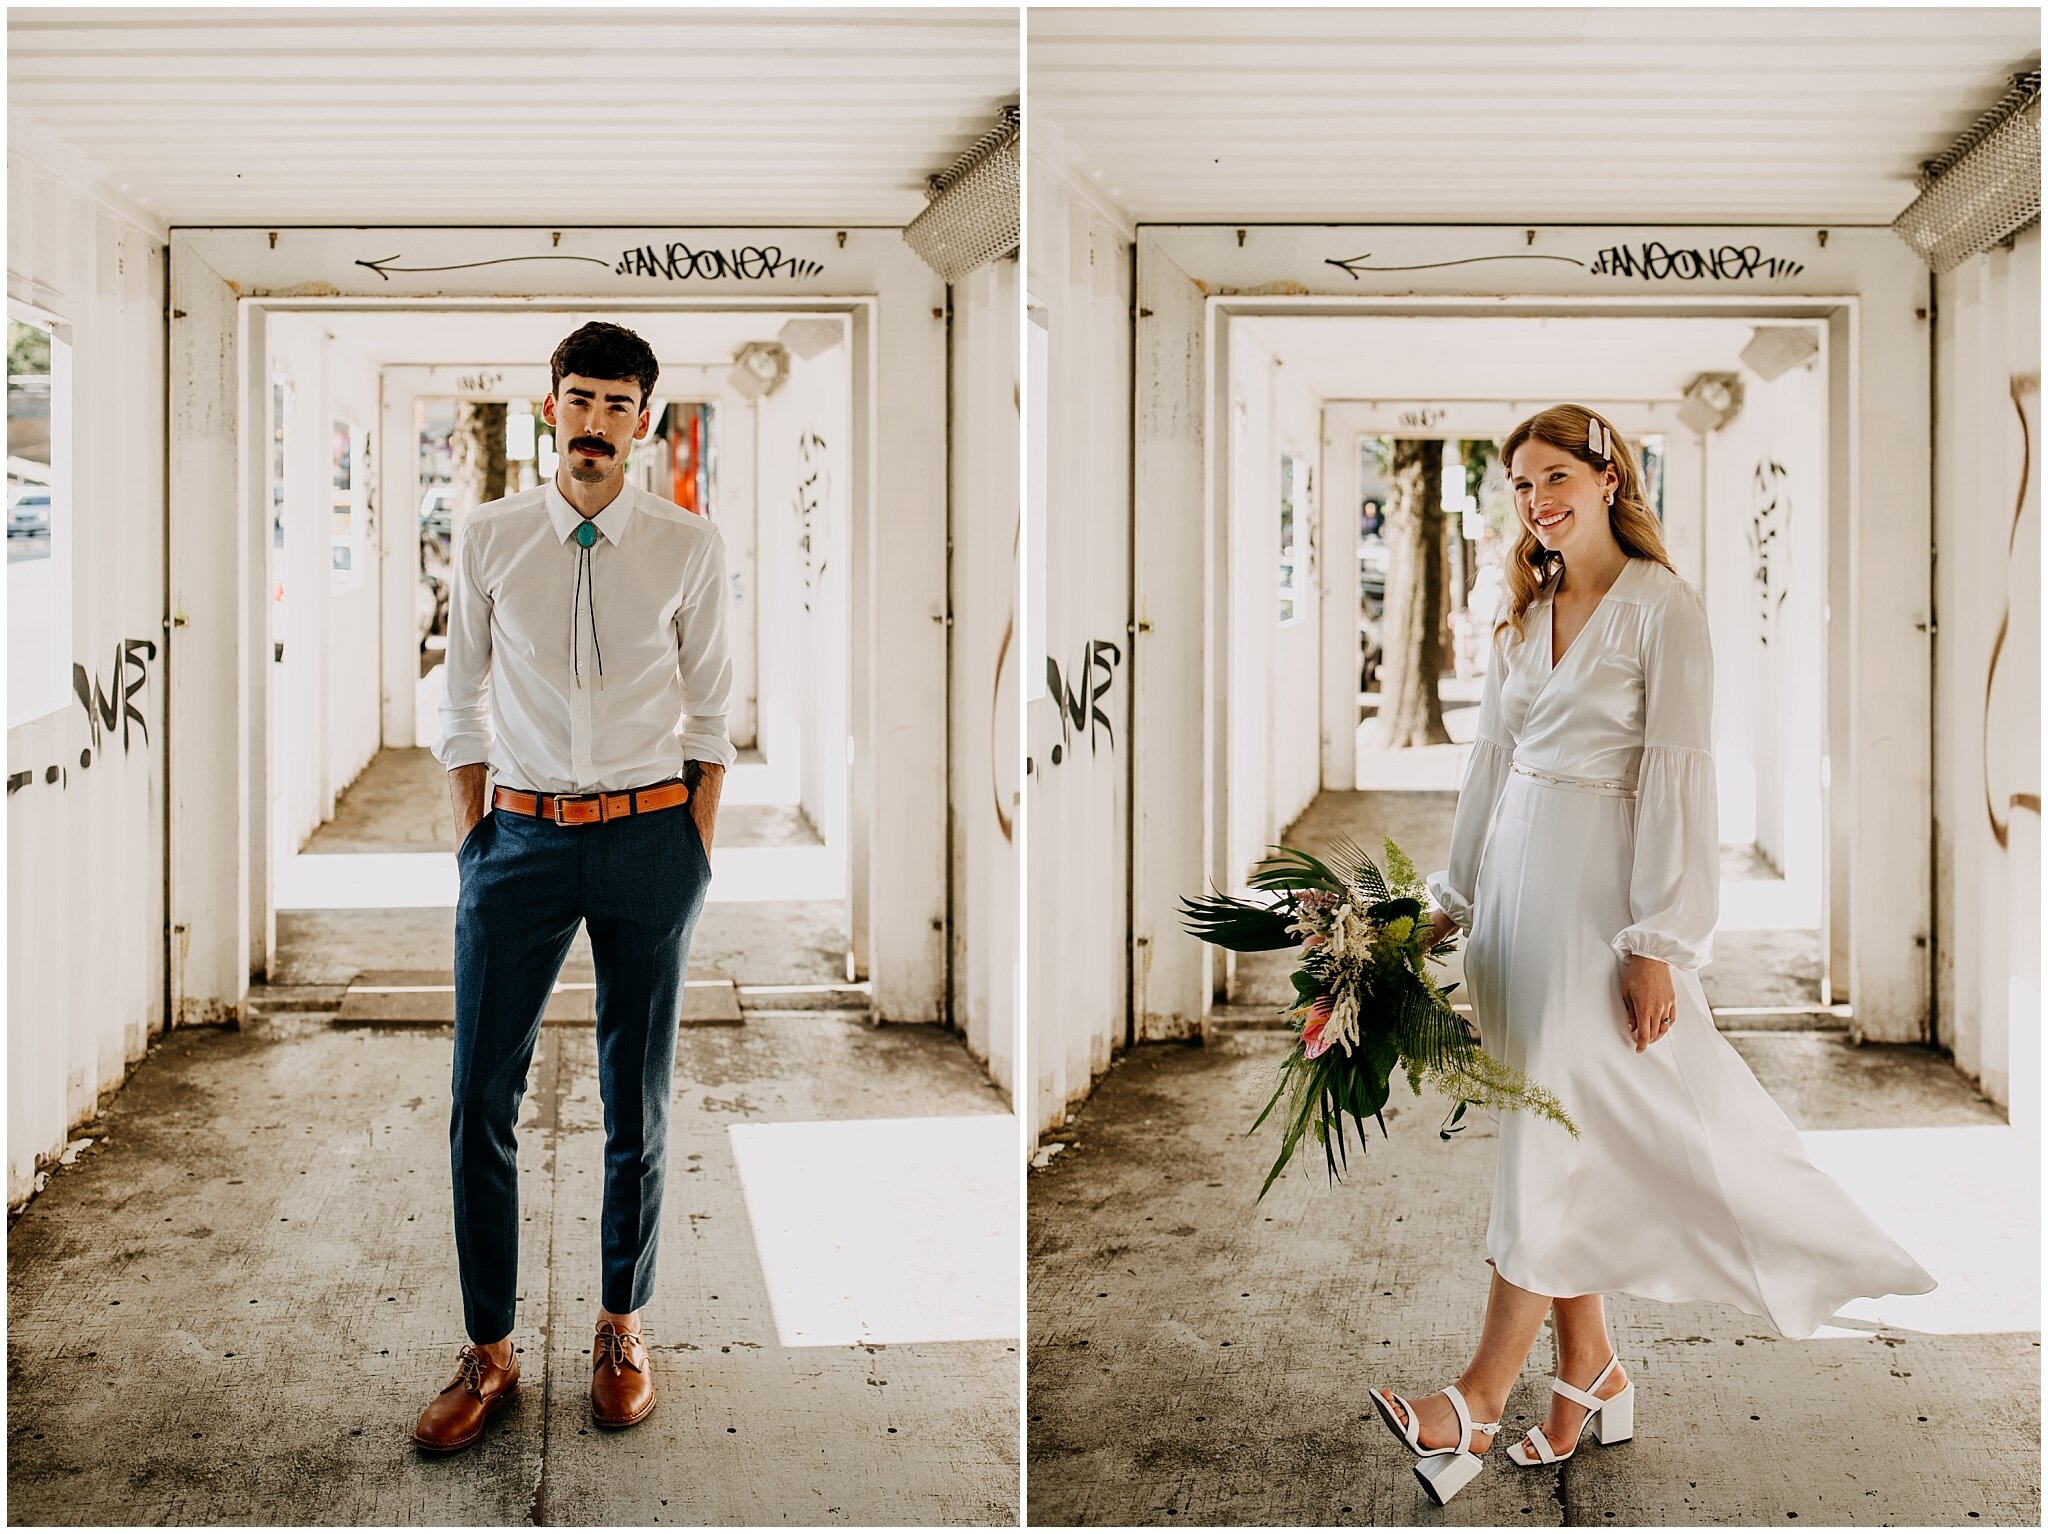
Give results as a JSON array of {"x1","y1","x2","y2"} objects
[
  {"x1": 277, "y1": 747, "x2": 849, "y2": 993},
  {"x1": 8, "y1": 1011, "x2": 1019, "y2": 1526},
  {"x1": 1027, "y1": 1031, "x2": 2036, "y2": 1527},
  {"x1": 1228, "y1": 787, "x2": 1835, "y2": 1028}
]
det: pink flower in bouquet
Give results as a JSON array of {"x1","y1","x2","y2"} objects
[{"x1": 1301, "y1": 994, "x2": 1335, "y2": 1059}]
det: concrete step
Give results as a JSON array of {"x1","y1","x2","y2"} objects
[
  {"x1": 1215, "y1": 1000, "x2": 1851, "y2": 1033},
  {"x1": 336, "y1": 971, "x2": 743, "y2": 1025},
  {"x1": 250, "y1": 976, "x2": 873, "y2": 1024}
]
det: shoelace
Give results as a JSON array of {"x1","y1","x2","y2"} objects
[
  {"x1": 594, "y1": 1325, "x2": 643, "y2": 1375},
  {"x1": 449, "y1": 1343, "x2": 491, "y2": 1398}
]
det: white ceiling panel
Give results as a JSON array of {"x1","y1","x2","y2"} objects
[
  {"x1": 1030, "y1": 6, "x2": 2041, "y2": 224},
  {"x1": 1237, "y1": 315, "x2": 1771, "y2": 403},
  {"x1": 9, "y1": 6, "x2": 1019, "y2": 226},
  {"x1": 275, "y1": 307, "x2": 819, "y2": 368}
]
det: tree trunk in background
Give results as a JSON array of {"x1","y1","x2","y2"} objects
[
  {"x1": 451, "y1": 401, "x2": 508, "y2": 516},
  {"x1": 1373, "y1": 436, "x2": 1449, "y2": 748}
]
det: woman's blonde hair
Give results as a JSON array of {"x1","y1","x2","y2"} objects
[{"x1": 1492, "y1": 403, "x2": 1676, "y2": 649}]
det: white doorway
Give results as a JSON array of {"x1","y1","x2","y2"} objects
[{"x1": 256, "y1": 308, "x2": 857, "y2": 989}]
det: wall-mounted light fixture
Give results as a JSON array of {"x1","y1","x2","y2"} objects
[
  {"x1": 727, "y1": 341, "x2": 790, "y2": 400},
  {"x1": 904, "y1": 105, "x2": 1020, "y2": 284},
  {"x1": 777, "y1": 316, "x2": 845, "y2": 361},
  {"x1": 1739, "y1": 326, "x2": 1821, "y2": 383},
  {"x1": 1893, "y1": 70, "x2": 2040, "y2": 273},
  {"x1": 1677, "y1": 373, "x2": 1744, "y2": 435}
]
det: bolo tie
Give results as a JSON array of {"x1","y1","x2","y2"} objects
[{"x1": 570, "y1": 520, "x2": 606, "y2": 690}]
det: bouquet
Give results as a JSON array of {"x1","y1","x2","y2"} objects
[{"x1": 1180, "y1": 836, "x2": 1577, "y2": 1199}]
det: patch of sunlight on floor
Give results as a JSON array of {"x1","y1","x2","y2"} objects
[
  {"x1": 1795, "y1": 1125, "x2": 2038, "y2": 1337},
  {"x1": 721, "y1": 753, "x2": 802, "y2": 807},
  {"x1": 1356, "y1": 736, "x2": 1469, "y2": 790},
  {"x1": 1718, "y1": 879, "x2": 1820, "y2": 929},
  {"x1": 727, "y1": 1115, "x2": 1020, "y2": 1347},
  {"x1": 277, "y1": 843, "x2": 843, "y2": 909}
]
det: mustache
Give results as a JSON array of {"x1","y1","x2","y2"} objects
[{"x1": 567, "y1": 436, "x2": 614, "y2": 457}]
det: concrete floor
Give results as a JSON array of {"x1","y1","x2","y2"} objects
[
  {"x1": 8, "y1": 1008, "x2": 1019, "y2": 1526},
  {"x1": 8, "y1": 746, "x2": 1017, "y2": 1523},
  {"x1": 1026, "y1": 1032, "x2": 2037, "y2": 1527}
]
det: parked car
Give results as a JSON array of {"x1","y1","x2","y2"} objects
[{"x1": 8, "y1": 489, "x2": 51, "y2": 538}]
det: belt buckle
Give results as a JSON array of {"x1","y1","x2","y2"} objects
[{"x1": 552, "y1": 794, "x2": 592, "y2": 826}]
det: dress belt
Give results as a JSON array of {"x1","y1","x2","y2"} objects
[
  {"x1": 492, "y1": 778, "x2": 690, "y2": 825},
  {"x1": 1511, "y1": 762, "x2": 1639, "y2": 797}
]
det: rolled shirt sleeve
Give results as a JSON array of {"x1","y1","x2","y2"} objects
[
  {"x1": 434, "y1": 511, "x2": 493, "y2": 772},
  {"x1": 1426, "y1": 627, "x2": 1516, "y2": 933},
  {"x1": 1611, "y1": 582, "x2": 1721, "y2": 970},
  {"x1": 675, "y1": 521, "x2": 738, "y2": 769}
]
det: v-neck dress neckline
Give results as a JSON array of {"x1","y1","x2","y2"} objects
[{"x1": 1546, "y1": 556, "x2": 1636, "y2": 672}]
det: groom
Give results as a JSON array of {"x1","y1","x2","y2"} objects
[{"x1": 413, "y1": 320, "x2": 734, "y2": 1451}]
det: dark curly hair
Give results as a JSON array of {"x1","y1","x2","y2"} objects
[{"x1": 549, "y1": 321, "x2": 659, "y2": 410}]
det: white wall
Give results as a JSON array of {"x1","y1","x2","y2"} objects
[
  {"x1": 948, "y1": 256, "x2": 1020, "y2": 1101},
  {"x1": 1700, "y1": 354, "x2": 1828, "y2": 913},
  {"x1": 1224, "y1": 327, "x2": 1321, "y2": 921},
  {"x1": 1026, "y1": 119, "x2": 1135, "y2": 1132},
  {"x1": 6, "y1": 149, "x2": 169, "y2": 1206},
  {"x1": 1933, "y1": 225, "x2": 2040, "y2": 1127},
  {"x1": 265, "y1": 315, "x2": 382, "y2": 867},
  {"x1": 755, "y1": 344, "x2": 851, "y2": 855},
  {"x1": 325, "y1": 333, "x2": 382, "y2": 798}
]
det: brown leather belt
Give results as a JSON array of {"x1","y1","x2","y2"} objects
[{"x1": 492, "y1": 778, "x2": 690, "y2": 826}]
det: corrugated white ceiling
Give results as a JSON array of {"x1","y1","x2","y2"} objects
[
  {"x1": 1029, "y1": 6, "x2": 2042, "y2": 224},
  {"x1": 8, "y1": 5, "x2": 1019, "y2": 226}
]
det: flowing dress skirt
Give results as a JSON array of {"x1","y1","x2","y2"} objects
[{"x1": 1463, "y1": 767, "x2": 1936, "y2": 1340}]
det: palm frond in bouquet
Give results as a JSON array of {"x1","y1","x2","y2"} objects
[{"x1": 1183, "y1": 835, "x2": 1577, "y2": 1200}]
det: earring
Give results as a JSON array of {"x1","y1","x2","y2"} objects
[{"x1": 1605, "y1": 491, "x2": 1615, "y2": 506}]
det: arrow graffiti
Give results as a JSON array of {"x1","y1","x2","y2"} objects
[
  {"x1": 1326, "y1": 252, "x2": 1590, "y2": 279},
  {"x1": 355, "y1": 253, "x2": 616, "y2": 282}
]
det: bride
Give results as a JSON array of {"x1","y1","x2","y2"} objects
[{"x1": 1369, "y1": 403, "x2": 1936, "y2": 1505}]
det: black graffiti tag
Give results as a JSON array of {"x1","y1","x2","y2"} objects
[
  {"x1": 8, "y1": 637, "x2": 157, "y2": 794},
  {"x1": 1748, "y1": 460, "x2": 1792, "y2": 646},
  {"x1": 1045, "y1": 640, "x2": 1123, "y2": 766},
  {"x1": 1590, "y1": 242, "x2": 1806, "y2": 282},
  {"x1": 74, "y1": 638, "x2": 157, "y2": 763},
  {"x1": 615, "y1": 243, "x2": 824, "y2": 281},
  {"x1": 794, "y1": 432, "x2": 829, "y2": 613}
]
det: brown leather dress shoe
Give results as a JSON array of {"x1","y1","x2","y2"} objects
[
  {"x1": 591, "y1": 1319, "x2": 656, "y2": 1427},
  {"x1": 412, "y1": 1343, "x2": 520, "y2": 1452}
]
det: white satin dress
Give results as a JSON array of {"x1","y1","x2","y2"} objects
[{"x1": 1425, "y1": 555, "x2": 1935, "y2": 1339}]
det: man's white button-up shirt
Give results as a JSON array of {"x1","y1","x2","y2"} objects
[{"x1": 434, "y1": 477, "x2": 737, "y2": 791}]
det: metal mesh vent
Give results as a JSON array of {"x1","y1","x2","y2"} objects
[
  {"x1": 1893, "y1": 74, "x2": 2041, "y2": 273},
  {"x1": 904, "y1": 107, "x2": 1020, "y2": 284},
  {"x1": 1739, "y1": 326, "x2": 1820, "y2": 382}
]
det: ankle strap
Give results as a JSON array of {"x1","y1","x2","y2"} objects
[
  {"x1": 1550, "y1": 1354, "x2": 1620, "y2": 1411},
  {"x1": 1441, "y1": 1383, "x2": 1501, "y2": 1453}
]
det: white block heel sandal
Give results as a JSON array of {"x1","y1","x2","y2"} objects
[
  {"x1": 1505, "y1": 1355, "x2": 1634, "y2": 1467},
  {"x1": 1371, "y1": 1383, "x2": 1499, "y2": 1506}
]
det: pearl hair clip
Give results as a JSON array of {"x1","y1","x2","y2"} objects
[{"x1": 1586, "y1": 416, "x2": 1614, "y2": 461}]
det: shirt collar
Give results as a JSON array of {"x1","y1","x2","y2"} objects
[{"x1": 543, "y1": 477, "x2": 636, "y2": 548}]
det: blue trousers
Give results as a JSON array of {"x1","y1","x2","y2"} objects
[{"x1": 448, "y1": 797, "x2": 712, "y2": 1344}]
